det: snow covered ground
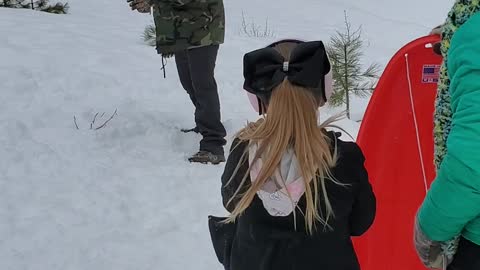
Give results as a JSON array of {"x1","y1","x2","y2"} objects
[{"x1": 0, "y1": 1, "x2": 452, "y2": 270}]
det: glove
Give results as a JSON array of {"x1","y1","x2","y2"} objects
[
  {"x1": 127, "y1": 0, "x2": 152, "y2": 13},
  {"x1": 414, "y1": 217, "x2": 458, "y2": 269}
]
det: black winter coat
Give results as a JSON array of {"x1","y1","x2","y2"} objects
[{"x1": 220, "y1": 132, "x2": 376, "y2": 270}]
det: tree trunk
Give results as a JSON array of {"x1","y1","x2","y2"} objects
[
  {"x1": 344, "y1": 43, "x2": 350, "y2": 119},
  {"x1": 31, "y1": 0, "x2": 34, "y2": 9}
]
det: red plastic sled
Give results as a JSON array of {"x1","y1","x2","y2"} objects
[{"x1": 353, "y1": 35, "x2": 442, "y2": 270}]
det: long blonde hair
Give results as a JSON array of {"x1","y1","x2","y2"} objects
[{"x1": 226, "y1": 42, "x2": 340, "y2": 234}]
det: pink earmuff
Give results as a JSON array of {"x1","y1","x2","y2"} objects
[
  {"x1": 324, "y1": 67, "x2": 333, "y2": 101},
  {"x1": 247, "y1": 92, "x2": 261, "y2": 113}
]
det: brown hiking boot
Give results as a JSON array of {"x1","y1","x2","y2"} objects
[{"x1": 188, "y1": 151, "x2": 225, "y2": 165}]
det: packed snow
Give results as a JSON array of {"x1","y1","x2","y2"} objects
[{"x1": 0, "y1": 1, "x2": 452, "y2": 269}]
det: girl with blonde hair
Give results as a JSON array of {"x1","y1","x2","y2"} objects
[{"x1": 211, "y1": 39, "x2": 376, "y2": 270}]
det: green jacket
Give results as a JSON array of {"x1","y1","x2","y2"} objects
[
  {"x1": 151, "y1": 0, "x2": 225, "y2": 55},
  {"x1": 419, "y1": 11, "x2": 480, "y2": 245}
]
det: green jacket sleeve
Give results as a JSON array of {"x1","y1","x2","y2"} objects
[{"x1": 418, "y1": 12, "x2": 480, "y2": 241}]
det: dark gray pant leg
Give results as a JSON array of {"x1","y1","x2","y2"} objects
[
  {"x1": 175, "y1": 50, "x2": 198, "y2": 107},
  {"x1": 448, "y1": 237, "x2": 480, "y2": 270},
  {"x1": 186, "y1": 45, "x2": 226, "y2": 155}
]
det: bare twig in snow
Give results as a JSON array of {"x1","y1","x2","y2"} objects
[
  {"x1": 94, "y1": 109, "x2": 118, "y2": 130},
  {"x1": 90, "y1": 112, "x2": 99, "y2": 130},
  {"x1": 240, "y1": 11, "x2": 275, "y2": 38},
  {"x1": 74, "y1": 116, "x2": 79, "y2": 130}
]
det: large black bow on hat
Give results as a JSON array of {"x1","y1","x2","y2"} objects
[{"x1": 243, "y1": 41, "x2": 331, "y2": 103}]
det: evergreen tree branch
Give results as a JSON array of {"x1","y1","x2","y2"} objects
[
  {"x1": 143, "y1": 24, "x2": 157, "y2": 47},
  {"x1": 326, "y1": 10, "x2": 380, "y2": 117}
]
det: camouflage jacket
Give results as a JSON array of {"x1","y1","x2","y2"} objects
[{"x1": 150, "y1": 0, "x2": 225, "y2": 55}]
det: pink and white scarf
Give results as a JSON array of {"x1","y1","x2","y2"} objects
[{"x1": 248, "y1": 143, "x2": 306, "y2": 216}]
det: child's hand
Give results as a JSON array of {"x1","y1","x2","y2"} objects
[
  {"x1": 128, "y1": 0, "x2": 152, "y2": 13},
  {"x1": 414, "y1": 217, "x2": 453, "y2": 269}
]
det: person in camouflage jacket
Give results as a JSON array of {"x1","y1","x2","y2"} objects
[
  {"x1": 129, "y1": 0, "x2": 225, "y2": 55},
  {"x1": 130, "y1": 0, "x2": 227, "y2": 164},
  {"x1": 152, "y1": 0, "x2": 225, "y2": 55}
]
